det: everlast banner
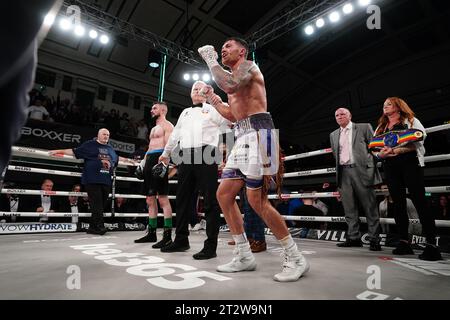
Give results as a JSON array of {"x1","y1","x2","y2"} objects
[
  {"x1": 289, "y1": 227, "x2": 450, "y2": 253},
  {"x1": 78, "y1": 222, "x2": 145, "y2": 232},
  {"x1": 17, "y1": 120, "x2": 139, "y2": 154}
]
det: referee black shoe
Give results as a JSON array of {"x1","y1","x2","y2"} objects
[
  {"x1": 193, "y1": 250, "x2": 217, "y2": 260},
  {"x1": 336, "y1": 239, "x2": 363, "y2": 247},
  {"x1": 86, "y1": 228, "x2": 107, "y2": 236}
]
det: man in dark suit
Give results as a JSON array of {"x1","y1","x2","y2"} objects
[
  {"x1": 24, "y1": 179, "x2": 59, "y2": 222},
  {"x1": 58, "y1": 184, "x2": 88, "y2": 223},
  {"x1": 330, "y1": 108, "x2": 382, "y2": 251},
  {"x1": 0, "y1": 182, "x2": 24, "y2": 222}
]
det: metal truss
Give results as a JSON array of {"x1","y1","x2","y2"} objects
[
  {"x1": 61, "y1": 0, "x2": 202, "y2": 66},
  {"x1": 246, "y1": 0, "x2": 349, "y2": 51}
]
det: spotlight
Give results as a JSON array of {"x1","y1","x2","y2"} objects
[
  {"x1": 192, "y1": 74, "x2": 199, "y2": 81},
  {"x1": 59, "y1": 18, "x2": 72, "y2": 31},
  {"x1": 89, "y1": 30, "x2": 98, "y2": 39},
  {"x1": 100, "y1": 34, "x2": 110, "y2": 44},
  {"x1": 304, "y1": 25, "x2": 314, "y2": 35},
  {"x1": 329, "y1": 11, "x2": 340, "y2": 23},
  {"x1": 343, "y1": 3, "x2": 354, "y2": 14},
  {"x1": 74, "y1": 25, "x2": 85, "y2": 37},
  {"x1": 316, "y1": 18, "x2": 325, "y2": 28},
  {"x1": 202, "y1": 74, "x2": 211, "y2": 82},
  {"x1": 358, "y1": 0, "x2": 371, "y2": 6},
  {"x1": 44, "y1": 14, "x2": 56, "y2": 27},
  {"x1": 183, "y1": 74, "x2": 190, "y2": 81},
  {"x1": 147, "y1": 49, "x2": 161, "y2": 68}
]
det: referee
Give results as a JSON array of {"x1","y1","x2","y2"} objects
[{"x1": 159, "y1": 81, "x2": 230, "y2": 260}]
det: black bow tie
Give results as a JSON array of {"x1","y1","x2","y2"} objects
[
  {"x1": 43, "y1": 195, "x2": 50, "y2": 198},
  {"x1": 193, "y1": 103, "x2": 203, "y2": 108},
  {"x1": 71, "y1": 204, "x2": 78, "y2": 207}
]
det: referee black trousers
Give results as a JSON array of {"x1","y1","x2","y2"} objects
[
  {"x1": 174, "y1": 147, "x2": 221, "y2": 252},
  {"x1": 85, "y1": 184, "x2": 110, "y2": 230}
]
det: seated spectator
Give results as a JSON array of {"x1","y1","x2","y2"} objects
[
  {"x1": 27, "y1": 99, "x2": 49, "y2": 120},
  {"x1": 292, "y1": 191, "x2": 328, "y2": 230},
  {"x1": 23, "y1": 179, "x2": 59, "y2": 222},
  {"x1": 432, "y1": 195, "x2": 450, "y2": 236},
  {"x1": 379, "y1": 184, "x2": 421, "y2": 235},
  {"x1": 0, "y1": 182, "x2": 24, "y2": 222},
  {"x1": 112, "y1": 197, "x2": 132, "y2": 214},
  {"x1": 80, "y1": 195, "x2": 90, "y2": 213},
  {"x1": 288, "y1": 197, "x2": 304, "y2": 220},
  {"x1": 320, "y1": 182, "x2": 341, "y2": 215},
  {"x1": 58, "y1": 184, "x2": 87, "y2": 223},
  {"x1": 433, "y1": 195, "x2": 449, "y2": 220},
  {"x1": 274, "y1": 197, "x2": 290, "y2": 225}
]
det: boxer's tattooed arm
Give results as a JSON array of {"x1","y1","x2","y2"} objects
[
  {"x1": 212, "y1": 101, "x2": 236, "y2": 122},
  {"x1": 211, "y1": 61, "x2": 255, "y2": 94}
]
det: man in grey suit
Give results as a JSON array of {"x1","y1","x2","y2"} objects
[{"x1": 330, "y1": 108, "x2": 382, "y2": 251}]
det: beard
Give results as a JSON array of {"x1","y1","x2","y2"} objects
[{"x1": 151, "y1": 113, "x2": 160, "y2": 120}]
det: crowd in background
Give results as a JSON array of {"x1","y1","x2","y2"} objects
[{"x1": 27, "y1": 89, "x2": 149, "y2": 141}]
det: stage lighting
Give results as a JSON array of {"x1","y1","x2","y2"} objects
[
  {"x1": 100, "y1": 34, "x2": 110, "y2": 44},
  {"x1": 147, "y1": 50, "x2": 161, "y2": 68},
  {"x1": 89, "y1": 30, "x2": 98, "y2": 39},
  {"x1": 44, "y1": 14, "x2": 55, "y2": 27},
  {"x1": 343, "y1": 3, "x2": 354, "y2": 14},
  {"x1": 183, "y1": 74, "x2": 190, "y2": 81},
  {"x1": 329, "y1": 11, "x2": 340, "y2": 23},
  {"x1": 304, "y1": 25, "x2": 314, "y2": 35},
  {"x1": 59, "y1": 18, "x2": 72, "y2": 31},
  {"x1": 74, "y1": 25, "x2": 85, "y2": 37},
  {"x1": 358, "y1": 0, "x2": 371, "y2": 6},
  {"x1": 316, "y1": 18, "x2": 325, "y2": 28},
  {"x1": 202, "y1": 74, "x2": 211, "y2": 82},
  {"x1": 192, "y1": 74, "x2": 199, "y2": 81}
]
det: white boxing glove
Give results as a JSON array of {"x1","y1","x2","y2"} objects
[{"x1": 198, "y1": 45, "x2": 219, "y2": 70}]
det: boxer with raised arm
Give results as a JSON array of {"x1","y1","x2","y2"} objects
[{"x1": 198, "y1": 37, "x2": 309, "y2": 282}]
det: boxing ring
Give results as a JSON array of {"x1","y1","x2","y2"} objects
[{"x1": 1, "y1": 123, "x2": 449, "y2": 300}]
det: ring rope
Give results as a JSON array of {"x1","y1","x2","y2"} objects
[
  {"x1": 7, "y1": 152, "x2": 449, "y2": 181},
  {"x1": 2, "y1": 187, "x2": 449, "y2": 199},
  {"x1": 2, "y1": 211, "x2": 450, "y2": 228}
]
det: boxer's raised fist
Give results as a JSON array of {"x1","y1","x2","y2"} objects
[{"x1": 198, "y1": 45, "x2": 219, "y2": 69}]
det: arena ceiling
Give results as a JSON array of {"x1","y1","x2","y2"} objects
[{"x1": 41, "y1": 0, "x2": 450, "y2": 146}]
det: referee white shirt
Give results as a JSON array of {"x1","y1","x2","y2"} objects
[{"x1": 162, "y1": 103, "x2": 230, "y2": 157}]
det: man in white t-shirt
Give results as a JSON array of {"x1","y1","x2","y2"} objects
[
  {"x1": 136, "y1": 120, "x2": 148, "y2": 140},
  {"x1": 28, "y1": 99, "x2": 49, "y2": 120}
]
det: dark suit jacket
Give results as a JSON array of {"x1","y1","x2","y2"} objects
[
  {"x1": 330, "y1": 122, "x2": 382, "y2": 188},
  {"x1": 22, "y1": 195, "x2": 59, "y2": 212},
  {"x1": 57, "y1": 198, "x2": 89, "y2": 213}
]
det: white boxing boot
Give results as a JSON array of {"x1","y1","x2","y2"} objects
[
  {"x1": 274, "y1": 242, "x2": 310, "y2": 282},
  {"x1": 217, "y1": 241, "x2": 256, "y2": 273}
]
